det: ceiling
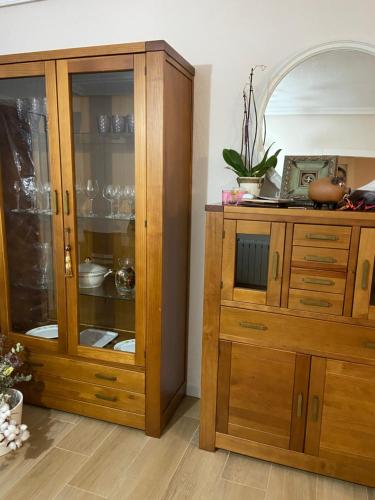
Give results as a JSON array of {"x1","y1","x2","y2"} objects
[{"x1": 266, "y1": 50, "x2": 375, "y2": 115}]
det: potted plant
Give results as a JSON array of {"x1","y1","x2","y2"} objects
[
  {"x1": 0, "y1": 335, "x2": 31, "y2": 456},
  {"x1": 223, "y1": 66, "x2": 281, "y2": 197}
]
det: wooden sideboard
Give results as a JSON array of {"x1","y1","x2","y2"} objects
[{"x1": 200, "y1": 204, "x2": 375, "y2": 486}]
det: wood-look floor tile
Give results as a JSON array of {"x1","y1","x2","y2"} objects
[
  {"x1": 49, "y1": 408, "x2": 82, "y2": 424},
  {"x1": 265, "y1": 464, "x2": 316, "y2": 500},
  {"x1": 0, "y1": 417, "x2": 75, "y2": 498},
  {"x1": 163, "y1": 437, "x2": 228, "y2": 499},
  {"x1": 317, "y1": 476, "x2": 368, "y2": 500},
  {"x1": 55, "y1": 484, "x2": 105, "y2": 500},
  {"x1": 57, "y1": 417, "x2": 115, "y2": 456},
  {"x1": 176, "y1": 396, "x2": 200, "y2": 420},
  {"x1": 222, "y1": 452, "x2": 271, "y2": 489},
  {"x1": 212, "y1": 480, "x2": 266, "y2": 500},
  {"x1": 110, "y1": 416, "x2": 199, "y2": 500},
  {"x1": 2, "y1": 448, "x2": 86, "y2": 500},
  {"x1": 69, "y1": 425, "x2": 149, "y2": 497}
]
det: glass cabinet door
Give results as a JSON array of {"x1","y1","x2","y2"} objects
[
  {"x1": 0, "y1": 62, "x2": 66, "y2": 350},
  {"x1": 57, "y1": 55, "x2": 146, "y2": 365},
  {"x1": 222, "y1": 220, "x2": 285, "y2": 307}
]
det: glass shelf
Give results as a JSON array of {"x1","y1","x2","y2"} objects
[
  {"x1": 10, "y1": 208, "x2": 52, "y2": 216},
  {"x1": 74, "y1": 132, "x2": 134, "y2": 145},
  {"x1": 79, "y1": 275, "x2": 134, "y2": 301}
]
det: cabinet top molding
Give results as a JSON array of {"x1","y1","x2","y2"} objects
[{"x1": 0, "y1": 40, "x2": 195, "y2": 75}]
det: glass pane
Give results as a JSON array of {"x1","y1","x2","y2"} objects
[
  {"x1": 235, "y1": 234, "x2": 270, "y2": 290},
  {"x1": 71, "y1": 71, "x2": 136, "y2": 353},
  {"x1": 0, "y1": 76, "x2": 58, "y2": 339}
]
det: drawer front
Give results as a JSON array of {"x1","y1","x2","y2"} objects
[
  {"x1": 290, "y1": 268, "x2": 346, "y2": 294},
  {"x1": 288, "y1": 289, "x2": 344, "y2": 316},
  {"x1": 293, "y1": 224, "x2": 351, "y2": 249},
  {"x1": 26, "y1": 353, "x2": 145, "y2": 394},
  {"x1": 220, "y1": 306, "x2": 375, "y2": 362},
  {"x1": 27, "y1": 371, "x2": 145, "y2": 414},
  {"x1": 292, "y1": 246, "x2": 349, "y2": 272}
]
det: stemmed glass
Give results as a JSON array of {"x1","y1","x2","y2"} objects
[
  {"x1": 85, "y1": 179, "x2": 99, "y2": 217},
  {"x1": 123, "y1": 185, "x2": 135, "y2": 220},
  {"x1": 13, "y1": 180, "x2": 22, "y2": 212},
  {"x1": 40, "y1": 181, "x2": 51, "y2": 214},
  {"x1": 102, "y1": 184, "x2": 118, "y2": 218},
  {"x1": 113, "y1": 184, "x2": 122, "y2": 218}
]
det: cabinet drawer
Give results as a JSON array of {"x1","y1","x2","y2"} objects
[
  {"x1": 291, "y1": 246, "x2": 348, "y2": 272},
  {"x1": 293, "y1": 224, "x2": 351, "y2": 249},
  {"x1": 288, "y1": 289, "x2": 344, "y2": 316},
  {"x1": 27, "y1": 372, "x2": 145, "y2": 414},
  {"x1": 290, "y1": 268, "x2": 346, "y2": 294},
  {"x1": 26, "y1": 353, "x2": 145, "y2": 394},
  {"x1": 220, "y1": 306, "x2": 375, "y2": 362}
]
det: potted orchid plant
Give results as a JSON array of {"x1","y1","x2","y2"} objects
[
  {"x1": 223, "y1": 65, "x2": 281, "y2": 197},
  {"x1": 0, "y1": 334, "x2": 31, "y2": 455}
]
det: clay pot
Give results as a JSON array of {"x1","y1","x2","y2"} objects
[{"x1": 308, "y1": 177, "x2": 346, "y2": 209}]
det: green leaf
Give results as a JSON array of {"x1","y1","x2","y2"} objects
[{"x1": 222, "y1": 149, "x2": 248, "y2": 177}]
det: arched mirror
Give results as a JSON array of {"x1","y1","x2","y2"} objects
[{"x1": 263, "y1": 46, "x2": 375, "y2": 198}]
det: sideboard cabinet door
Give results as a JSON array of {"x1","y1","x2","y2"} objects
[
  {"x1": 217, "y1": 342, "x2": 310, "y2": 451},
  {"x1": 221, "y1": 220, "x2": 285, "y2": 306},
  {"x1": 352, "y1": 228, "x2": 375, "y2": 320},
  {"x1": 305, "y1": 357, "x2": 375, "y2": 485}
]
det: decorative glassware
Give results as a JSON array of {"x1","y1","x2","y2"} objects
[
  {"x1": 115, "y1": 257, "x2": 135, "y2": 297},
  {"x1": 85, "y1": 179, "x2": 99, "y2": 217},
  {"x1": 28, "y1": 97, "x2": 43, "y2": 130},
  {"x1": 111, "y1": 115, "x2": 126, "y2": 134},
  {"x1": 102, "y1": 184, "x2": 118, "y2": 218},
  {"x1": 40, "y1": 181, "x2": 51, "y2": 213},
  {"x1": 15, "y1": 97, "x2": 29, "y2": 122},
  {"x1": 22, "y1": 177, "x2": 38, "y2": 213},
  {"x1": 96, "y1": 114, "x2": 111, "y2": 134},
  {"x1": 123, "y1": 185, "x2": 135, "y2": 220},
  {"x1": 13, "y1": 180, "x2": 22, "y2": 212}
]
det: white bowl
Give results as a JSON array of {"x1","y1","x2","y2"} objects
[{"x1": 79, "y1": 261, "x2": 111, "y2": 289}]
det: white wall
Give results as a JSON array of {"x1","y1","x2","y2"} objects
[{"x1": 1, "y1": 0, "x2": 375, "y2": 396}]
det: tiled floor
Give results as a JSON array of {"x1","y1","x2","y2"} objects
[{"x1": 0, "y1": 397, "x2": 373, "y2": 499}]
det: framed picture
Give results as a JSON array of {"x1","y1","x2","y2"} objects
[{"x1": 280, "y1": 155, "x2": 338, "y2": 199}]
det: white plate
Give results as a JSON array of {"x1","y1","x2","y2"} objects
[
  {"x1": 80, "y1": 328, "x2": 118, "y2": 348},
  {"x1": 113, "y1": 339, "x2": 135, "y2": 353},
  {"x1": 26, "y1": 324, "x2": 58, "y2": 339}
]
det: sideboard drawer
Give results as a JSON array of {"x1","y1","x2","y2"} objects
[
  {"x1": 293, "y1": 224, "x2": 351, "y2": 249},
  {"x1": 291, "y1": 246, "x2": 349, "y2": 272},
  {"x1": 26, "y1": 353, "x2": 145, "y2": 394},
  {"x1": 290, "y1": 268, "x2": 346, "y2": 294},
  {"x1": 220, "y1": 306, "x2": 375, "y2": 362},
  {"x1": 288, "y1": 289, "x2": 344, "y2": 316}
]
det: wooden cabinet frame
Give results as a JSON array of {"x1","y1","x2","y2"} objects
[{"x1": 353, "y1": 228, "x2": 375, "y2": 320}]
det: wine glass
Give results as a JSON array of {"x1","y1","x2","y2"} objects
[
  {"x1": 102, "y1": 184, "x2": 118, "y2": 218},
  {"x1": 113, "y1": 184, "x2": 122, "y2": 218},
  {"x1": 123, "y1": 185, "x2": 135, "y2": 220},
  {"x1": 85, "y1": 179, "x2": 99, "y2": 217},
  {"x1": 40, "y1": 181, "x2": 51, "y2": 213},
  {"x1": 13, "y1": 180, "x2": 22, "y2": 212}
]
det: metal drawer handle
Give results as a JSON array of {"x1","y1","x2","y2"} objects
[
  {"x1": 95, "y1": 393, "x2": 117, "y2": 402},
  {"x1": 51, "y1": 190, "x2": 58, "y2": 215},
  {"x1": 272, "y1": 251, "x2": 279, "y2": 280},
  {"x1": 296, "y1": 392, "x2": 303, "y2": 418},
  {"x1": 304, "y1": 255, "x2": 337, "y2": 263},
  {"x1": 95, "y1": 373, "x2": 117, "y2": 382},
  {"x1": 361, "y1": 260, "x2": 370, "y2": 290},
  {"x1": 300, "y1": 298, "x2": 331, "y2": 308},
  {"x1": 312, "y1": 395, "x2": 320, "y2": 422},
  {"x1": 305, "y1": 233, "x2": 338, "y2": 241},
  {"x1": 302, "y1": 277, "x2": 335, "y2": 286},
  {"x1": 364, "y1": 341, "x2": 375, "y2": 349},
  {"x1": 239, "y1": 321, "x2": 268, "y2": 331}
]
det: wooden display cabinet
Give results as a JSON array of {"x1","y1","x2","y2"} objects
[
  {"x1": 0, "y1": 41, "x2": 194, "y2": 437},
  {"x1": 201, "y1": 205, "x2": 375, "y2": 486}
]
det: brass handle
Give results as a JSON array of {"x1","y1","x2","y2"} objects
[
  {"x1": 65, "y1": 244, "x2": 73, "y2": 277},
  {"x1": 272, "y1": 251, "x2": 279, "y2": 280},
  {"x1": 95, "y1": 393, "x2": 117, "y2": 402},
  {"x1": 364, "y1": 341, "x2": 375, "y2": 349},
  {"x1": 302, "y1": 277, "x2": 335, "y2": 286},
  {"x1": 95, "y1": 373, "x2": 117, "y2": 382},
  {"x1": 239, "y1": 321, "x2": 268, "y2": 331},
  {"x1": 51, "y1": 190, "x2": 58, "y2": 215},
  {"x1": 63, "y1": 190, "x2": 70, "y2": 215},
  {"x1": 304, "y1": 255, "x2": 337, "y2": 263},
  {"x1": 312, "y1": 395, "x2": 320, "y2": 422},
  {"x1": 296, "y1": 392, "x2": 303, "y2": 418},
  {"x1": 300, "y1": 298, "x2": 331, "y2": 308},
  {"x1": 361, "y1": 260, "x2": 370, "y2": 290},
  {"x1": 305, "y1": 233, "x2": 338, "y2": 241}
]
